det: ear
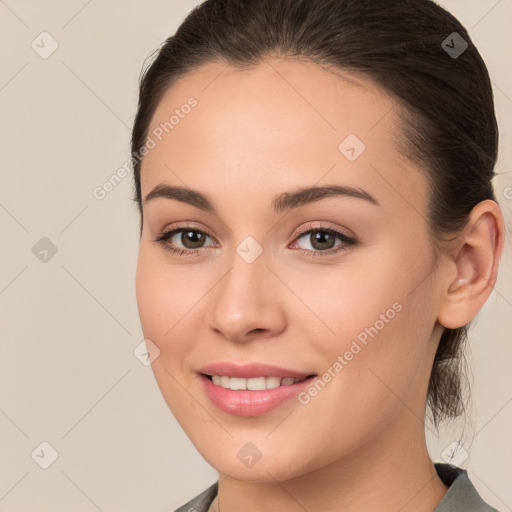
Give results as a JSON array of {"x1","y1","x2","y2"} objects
[{"x1": 437, "y1": 199, "x2": 505, "y2": 329}]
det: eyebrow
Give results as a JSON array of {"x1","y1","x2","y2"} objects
[{"x1": 143, "y1": 183, "x2": 380, "y2": 214}]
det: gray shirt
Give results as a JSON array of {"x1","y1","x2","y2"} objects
[{"x1": 173, "y1": 463, "x2": 500, "y2": 511}]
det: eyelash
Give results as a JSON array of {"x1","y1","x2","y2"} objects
[{"x1": 152, "y1": 222, "x2": 357, "y2": 258}]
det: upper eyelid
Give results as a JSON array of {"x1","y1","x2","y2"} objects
[{"x1": 294, "y1": 222, "x2": 353, "y2": 238}]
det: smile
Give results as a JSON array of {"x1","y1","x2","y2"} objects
[{"x1": 198, "y1": 369, "x2": 317, "y2": 416}]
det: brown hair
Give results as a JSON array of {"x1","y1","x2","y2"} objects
[{"x1": 131, "y1": 0, "x2": 499, "y2": 429}]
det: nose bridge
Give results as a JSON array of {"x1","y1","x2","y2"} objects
[{"x1": 206, "y1": 242, "x2": 285, "y2": 341}]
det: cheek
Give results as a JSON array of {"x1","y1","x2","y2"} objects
[
  {"x1": 135, "y1": 248, "x2": 206, "y2": 416},
  {"x1": 292, "y1": 242, "x2": 435, "y2": 409},
  {"x1": 321, "y1": 239, "x2": 435, "y2": 342},
  {"x1": 135, "y1": 246, "x2": 204, "y2": 342},
  {"x1": 287, "y1": 252, "x2": 408, "y2": 347}
]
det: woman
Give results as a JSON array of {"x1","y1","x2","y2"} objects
[{"x1": 131, "y1": 0, "x2": 505, "y2": 510}]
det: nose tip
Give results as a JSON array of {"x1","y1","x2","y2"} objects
[
  {"x1": 211, "y1": 311, "x2": 275, "y2": 343},
  {"x1": 205, "y1": 260, "x2": 286, "y2": 343}
]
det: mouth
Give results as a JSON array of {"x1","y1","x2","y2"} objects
[{"x1": 197, "y1": 364, "x2": 318, "y2": 416}]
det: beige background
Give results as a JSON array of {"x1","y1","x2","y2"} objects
[{"x1": 0, "y1": 0, "x2": 511, "y2": 510}]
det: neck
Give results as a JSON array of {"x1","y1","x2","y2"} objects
[{"x1": 214, "y1": 411, "x2": 448, "y2": 512}]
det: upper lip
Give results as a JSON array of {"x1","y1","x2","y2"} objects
[{"x1": 198, "y1": 362, "x2": 314, "y2": 379}]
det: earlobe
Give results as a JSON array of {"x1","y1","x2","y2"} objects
[{"x1": 437, "y1": 200, "x2": 504, "y2": 330}]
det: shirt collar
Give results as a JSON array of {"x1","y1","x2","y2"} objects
[{"x1": 433, "y1": 462, "x2": 496, "y2": 511}]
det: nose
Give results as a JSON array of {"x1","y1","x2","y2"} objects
[{"x1": 205, "y1": 250, "x2": 287, "y2": 343}]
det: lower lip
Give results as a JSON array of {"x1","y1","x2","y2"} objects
[{"x1": 199, "y1": 374, "x2": 317, "y2": 416}]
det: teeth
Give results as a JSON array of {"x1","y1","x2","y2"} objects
[
  {"x1": 229, "y1": 377, "x2": 247, "y2": 390},
  {"x1": 209, "y1": 375, "x2": 308, "y2": 390},
  {"x1": 247, "y1": 377, "x2": 266, "y2": 390}
]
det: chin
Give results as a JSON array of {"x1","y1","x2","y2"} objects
[{"x1": 191, "y1": 438, "x2": 317, "y2": 482}]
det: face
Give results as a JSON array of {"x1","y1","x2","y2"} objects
[{"x1": 135, "y1": 59, "x2": 444, "y2": 481}]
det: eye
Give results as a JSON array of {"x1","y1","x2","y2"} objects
[
  {"x1": 153, "y1": 225, "x2": 217, "y2": 257},
  {"x1": 290, "y1": 223, "x2": 357, "y2": 256}
]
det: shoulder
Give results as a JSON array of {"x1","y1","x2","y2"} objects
[
  {"x1": 434, "y1": 463, "x2": 501, "y2": 512},
  {"x1": 172, "y1": 482, "x2": 218, "y2": 512},
  {"x1": 171, "y1": 466, "x2": 502, "y2": 512}
]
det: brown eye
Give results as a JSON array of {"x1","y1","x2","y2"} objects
[
  {"x1": 154, "y1": 227, "x2": 217, "y2": 256},
  {"x1": 290, "y1": 226, "x2": 357, "y2": 257},
  {"x1": 307, "y1": 231, "x2": 337, "y2": 251},
  {"x1": 178, "y1": 230, "x2": 208, "y2": 249}
]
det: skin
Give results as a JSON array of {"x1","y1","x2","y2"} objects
[{"x1": 135, "y1": 58, "x2": 504, "y2": 511}]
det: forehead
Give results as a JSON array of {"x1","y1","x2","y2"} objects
[{"x1": 139, "y1": 58, "x2": 428, "y2": 217}]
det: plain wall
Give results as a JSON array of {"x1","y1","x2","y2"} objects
[{"x1": 0, "y1": 0, "x2": 511, "y2": 510}]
